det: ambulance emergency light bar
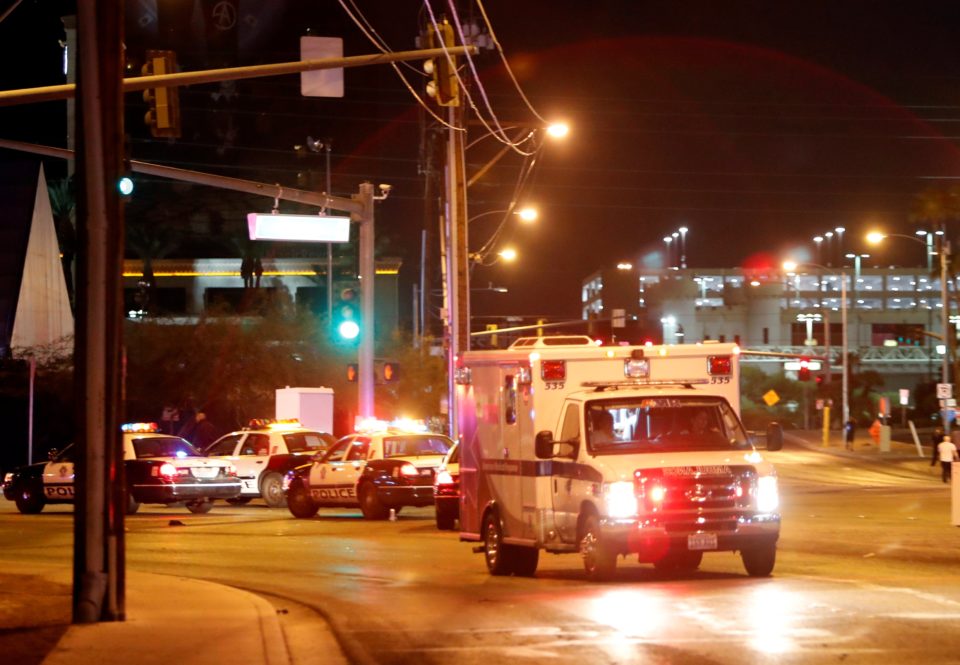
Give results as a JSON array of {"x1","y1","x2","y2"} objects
[{"x1": 247, "y1": 213, "x2": 350, "y2": 243}]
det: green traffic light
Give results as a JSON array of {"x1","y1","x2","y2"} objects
[
  {"x1": 118, "y1": 176, "x2": 134, "y2": 196},
  {"x1": 338, "y1": 320, "x2": 360, "y2": 340}
]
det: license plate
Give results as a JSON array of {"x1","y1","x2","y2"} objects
[
  {"x1": 688, "y1": 533, "x2": 718, "y2": 551},
  {"x1": 191, "y1": 467, "x2": 219, "y2": 479}
]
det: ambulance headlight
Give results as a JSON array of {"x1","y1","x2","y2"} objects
[
  {"x1": 604, "y1": 481, "x2": 638, "y2": 519},
  {"x1": 756, "y1": 475, "x2": 779, "y2": 513}
]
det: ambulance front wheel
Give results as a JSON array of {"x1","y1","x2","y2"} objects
[
  {"x1": 581, "y1": 514, "x2": 617, "y2": 581},
  {"x1": 741, "y1": 543, "x2": 777, "y2": 577}
]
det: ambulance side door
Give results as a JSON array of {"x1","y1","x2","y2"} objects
[
  {"x1": 497, "y1": 368, "x2": 524, "y2": 538},
  {"x1": 551, "y1": 403, "x2": 583, "y2": 543}
]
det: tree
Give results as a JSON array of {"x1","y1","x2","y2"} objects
[{"x1": 47, "y1": 177, "x2": 77, "y2": 309}]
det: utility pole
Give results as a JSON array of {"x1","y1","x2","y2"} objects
[
  {"x1": 74, "y1": 0, "x2": 126, "y2": 623},
  {"x1": 940, "y1": 234, "x2": 952, "y2": 434},
  {"x1": 355, "y1": 182, "x2": 376, "y2": 420}
]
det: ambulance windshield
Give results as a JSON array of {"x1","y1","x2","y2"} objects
[{"x1": 585, "y1": 396, "x2": 750, "y2": 454}]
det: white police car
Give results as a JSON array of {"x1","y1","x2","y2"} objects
[
  {"x1": 204, "y1": 419, "x2": 335, "y2": 507},
  {"x1": 2, "y1": 423, "x2": 241, "y2": 514},
  {"x1": 285, "y1": 420, "x2": 453, "y2": 520}
]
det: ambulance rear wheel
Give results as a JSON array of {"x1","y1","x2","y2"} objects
[
  {"x1": 15, "y1": 484, "x2": 45, "y2": 514},
  {"x1": 260, "y1": 472, "x2": 285, "y2": 508},
  {"x1": 287, "y1": 482, "x2": 319, "y2": 519},
  {"x1": 359, "y1": 483, "x2": 389, "y2": 520},
  {"x1": 741, "y1": 544, "x2": 776, "y2": 577},
  {"x1": 483, "y1": 512, "x2": 510, "y2": 575},
  {"x1": 509, "y1": 546, "x2": 539, "y2": 577},
  {"x1": 581, "y1": 514, "x2": 617, "y2": 582}
]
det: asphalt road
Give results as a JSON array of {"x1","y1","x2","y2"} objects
[{"x1": 2, "y1": 444, "x2": 959, "y2": 664}]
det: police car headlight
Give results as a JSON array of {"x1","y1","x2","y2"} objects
[
  {"x1": 3, "y1": 472, "x2": 13, "y2": 485},
  {"x1": 756, "y1": 475, "x2": 779, "y2": 513},
  {"x1": 605, "y1": 481, "x2": 638, "y2": 519}
]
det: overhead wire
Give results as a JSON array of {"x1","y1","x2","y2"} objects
[
  {"x1": 423, "y1": 0, "x2": 534, "y2": 154},
  {"x1": 474, "y1": 0, "x2": 547, "y2": 124},
  {"x1": 335, "y1": 0, "x2": 462, "y2": 131}
]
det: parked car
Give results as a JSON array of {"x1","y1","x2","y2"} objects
[
  {"x1": 434, "y1": 441, "x2": 460, "y2": 530},
  {"x1": 204, "y1": 419, "x2": 335, "y2": 507},
  {"x1": 285, "y1": 422, "x2": 453, "y2": 520},
  {"x1": 2, "y1": 423, "x2": 241, "y2": 514}
]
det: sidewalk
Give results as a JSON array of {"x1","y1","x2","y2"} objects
[
  {"x1": 0, "y1": 560, "x2": 346, "y2": 665},
  {"x1": 785, "y1": 427, "x2": 933, "y2": 459}
]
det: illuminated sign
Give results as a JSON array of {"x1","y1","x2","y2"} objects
[{"x1": 247, "y1": 213, "x2": 350, "y2": 243}]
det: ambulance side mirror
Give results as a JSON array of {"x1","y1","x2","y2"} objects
[
  {"x1": 535, "y1": 431, "x2": 555, "y2": 459},
  {"x1": 765, "y1": 422, "x2": 784, "y2": 451}
]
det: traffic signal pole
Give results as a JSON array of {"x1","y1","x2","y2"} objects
[{"x1": 355, "y1": 183, "x2": 376, "y2": 419}]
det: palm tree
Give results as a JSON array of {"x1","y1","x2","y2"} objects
[
  {"x1": 127, "y1": 223, "x2": 178, "y2": 316},
  {"x1": 47, "y1": 177, "x2": 77, "y2": 309}
]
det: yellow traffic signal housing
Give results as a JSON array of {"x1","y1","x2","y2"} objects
[
  {"x1": 142, "y1": 50, "x2": 181, "y2": 138},
  {"x1": 424, "y1": 19, "x2": 459, "y2": 107}
]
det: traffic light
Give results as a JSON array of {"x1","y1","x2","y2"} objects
[
  {"x1": 382, "y1": 361, "x2": 400, "y2": 383},
  {"x1": 334, "y1": 285, "x2": 360, "y2": 341},
  {"x1": 423, "y1": 19, "x2": 459, "y2": 107},
  {"x1": 117, "y1": 176, "x2": 134, "y2": 197},
  {"x1": 798, "y1": 357, "x2": 811, "y2": 381},
  {"x1": 346, "y1": 363, "x2": 358, "y2": 382},
  {"x1": 142, "y1": 50, "x2": 181, "y2": 138}
]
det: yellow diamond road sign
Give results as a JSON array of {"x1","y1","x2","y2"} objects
[{"x1": 763, "y1": 389, "x2": 780, "y2": 406}]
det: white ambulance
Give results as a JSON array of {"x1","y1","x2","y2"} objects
[{"x1": 455, "y1": 336, "x2": 783, "y2": 581}]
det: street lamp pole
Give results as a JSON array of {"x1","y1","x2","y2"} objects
[
  {"x1": 868, "y1": 230, "x2": 952, "y2": 431},
  {"x1": 940, "y1": 236, "x2": 952, "y2": 433},
  {"x1": 841, "y1": 271, "x2": 849, "y2": 425}
]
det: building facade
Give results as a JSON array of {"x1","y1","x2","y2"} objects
[{"x1": 582, "y1": 264, "x2": 950, "y2": 389}]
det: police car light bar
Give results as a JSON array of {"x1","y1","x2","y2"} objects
[
  {"x1": 247, "y1": 213, "x2": 351, "y2": 243},
  {"x1": 121, "y1": 422, "x2": 159, "y2": 433}
]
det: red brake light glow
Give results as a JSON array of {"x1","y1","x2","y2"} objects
[
  {"x1": 399, "y1": 463, "x2": 419, "y2": 477},
  {"x1": 541, "y1": 360, "x2": 566, "y2": 381},
  {"x1": 159, "y1": 463, "x2": 177, "y2": 478},
  {"x1": 708, "y1": 355, "x2": 732, "y2": 376}
]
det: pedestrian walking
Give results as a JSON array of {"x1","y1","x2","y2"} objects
[
  {"x1": 844, "y1": 419, "x2": 856, "y2": 450},
  {"x1": 930, "y1": 427, "x2": 945, "y2": 467},
  {"x1": 936, "y1": 434, "x2": 959, "y2": 484},
  {"x1": 240, "y1": 257, "x2": 254, "y2": 288},
  {"x1": 253, "y1": 257, "x2": 263, "y2": 288}
]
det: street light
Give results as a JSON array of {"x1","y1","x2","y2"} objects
[
  {"x1": 784, "y1": 260, "x2": 849, "y2": 427},
  {"x1": 867, "y1": 230, "x2": 952, "y2": 431},
  {"x1": 679, "y1": 226, "x2": 688, "y2": 268},
  {"x1": 663, "y1": 236, "x2": 674, "y2": 268}
]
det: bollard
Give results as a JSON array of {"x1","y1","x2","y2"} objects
[
  {"x1": 389, "y1": 508, "x2": 397, "y2": 522},
  {"x1": 879, "y1": 425, "x2": 892, "y2": 453},
  {"x1": 953, "y1": 462, "x2": 960, "y2": 527}
]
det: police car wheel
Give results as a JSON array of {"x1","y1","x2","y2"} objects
[
  {"x1": 186, "y1": 499, "x2": 214, "y2": 514},
  {"x1": 287, "y1": 483, "x2": 319, "y2": 519},
  {"x1": 15, "y1": 484, "x2": 45, "y2": 514},
  {"x1": 126, "y1": 493, "x2": 141, "y2": 515},
  {"x1": 580, "y1": 514, "x2": 617, "y2": 582},
  {"x1": 435, "y1": 505, "x2": 456, "y2": 531},
  {"x1": 260, "y1": 472, "x2": 285, "y2": 508},
  {"x1": 741, "y1": 544, "x2": 776, "y2": 577},
  {"x1": 359, "y1": 483, "x2": 389, "y2": 520}
]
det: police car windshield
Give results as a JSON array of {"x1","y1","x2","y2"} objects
[
  {"x1": 585, "y1": 396, "x2": 751, "y2": 455},
  {"x1": 383, "y1": 435, "x2": 452, "y2": 458},
  {"x1": 283, "y1": 431, "x2": 336, "y2": 453},
  {"x1": 131, "y1": 436, "x2": 202, "y2": 459}
]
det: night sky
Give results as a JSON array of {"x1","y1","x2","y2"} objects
[{"x1": 3, "y1": 1, "x2": 960, "y2": 321}]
